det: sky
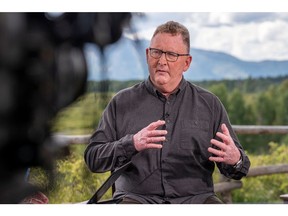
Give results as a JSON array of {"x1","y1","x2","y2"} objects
[
  {"x1": 1, "y1": 3, "x2": 287, "y2": 216},
  {"x1": 2, "y1": 1, "x2": 288, "y2": 62},
  {"x1": 129, "y1": 12, "x2": 288, "y2": 62}
]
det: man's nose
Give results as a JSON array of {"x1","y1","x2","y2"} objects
[{"x1": 158, "y1": 53, "x2": 167, "y2": 64}]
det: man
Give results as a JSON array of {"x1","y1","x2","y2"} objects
[{"x1": 84, "y1": 21, "x2": 250, "y2": 204}]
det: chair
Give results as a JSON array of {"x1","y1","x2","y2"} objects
[{"x1": 86, "y1": 161, "x2": 132, "y2": 204}]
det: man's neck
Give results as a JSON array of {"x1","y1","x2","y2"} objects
[{"x1": 158, "y1": 85, "x2": 180, "y2": 98}]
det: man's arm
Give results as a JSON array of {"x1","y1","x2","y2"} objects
[{"x1": 208, "y1": 123, "x2": 250, "y2": 180}]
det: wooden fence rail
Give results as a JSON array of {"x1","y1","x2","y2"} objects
[
  {"x1": 247, "y1": 164, "x2": 288, "y2": 177},
  {"x1": 232, "y1": 125, "x2": 288, "y2": 135},
  {"x1": 214, "y1": 164, "x2": 288, "y2": 203},
  {"x1": 215, "y1": 164, "x2": 288, "y2": 192},
  {"x1": 53, "y1": 125, "x2": 288, "y2": 203},
  {"x1": 53, "y1": 125, "x2": 288, "y2": 146}
]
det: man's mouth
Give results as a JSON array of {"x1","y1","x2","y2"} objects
[{"x1": 156, "y1": 69, "x2": 167, "y2": 73}]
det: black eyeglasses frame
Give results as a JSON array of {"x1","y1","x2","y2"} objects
[{"x1": 149, "y1": 47, "x2": 190, "y2": 62}]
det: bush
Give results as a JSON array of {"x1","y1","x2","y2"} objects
[
  {"x1": 28, "y1": 142, "x2": 288, "y2": 204},
  {"x1": 232, "y1": 142, "x2": 288, "y2": 203},
  {"x1": 29, "y1": 144, "x2": 111, "y2": 204}
]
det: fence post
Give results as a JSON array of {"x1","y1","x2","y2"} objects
[{"x1": 280, "y1": 194, "x2": 288, "y2": 204}]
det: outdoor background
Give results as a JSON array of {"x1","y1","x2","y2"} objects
[{"x1": 27, "y1": 12, "x2": 288, "y2": 204}]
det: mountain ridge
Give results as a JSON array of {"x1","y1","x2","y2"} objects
[{"x1": 85, "y1": 38, "x2": 288, "y2": 81}]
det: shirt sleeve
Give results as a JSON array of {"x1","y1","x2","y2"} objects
[
  {"x1": 84, "y1": 99, "x2": 137, "y2": 173},
  {"x1": 212, "y1": 95, "x2": 251, "y2": 180},
  {"x1": 217, "y1": 148, "x2": 251, "y2": 180}
]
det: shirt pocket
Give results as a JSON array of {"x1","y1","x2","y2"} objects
[{"x1": 180, "y1": 119, "x2": 210, "y2": 150}]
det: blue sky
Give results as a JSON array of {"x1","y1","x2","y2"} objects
[
  {"x1": 128, "y1": 12, "x2": 288, "y2": 61},
  {"x1": 2, "y1": 1, "x2": 288, "y2": 62}
]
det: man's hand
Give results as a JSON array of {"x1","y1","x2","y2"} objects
[
  {"x1": 208, "y1": 123, "x2": 241, "y2": 165},
  {"x1": 133, "y1": 120, "x2": 167, "y2": 152}
]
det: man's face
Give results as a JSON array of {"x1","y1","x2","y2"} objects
[{"x1": 146, "y1": 33, "x2": 192, "y2": 94}]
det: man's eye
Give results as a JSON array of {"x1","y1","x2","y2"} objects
[
  {"x1": 154, "y1": 50, "x2": 161, "y2": 55},
  {"x1": 167, "y1": 52, "x2": 178, "y2": 57}
]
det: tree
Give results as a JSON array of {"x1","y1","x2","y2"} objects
[
  {"x1": 275, "y1": 80, "x2": 288, "y2": 125},
  {"x1": 228, "y1": 89, "x2": 247, "y2": 125},
  {"x1": 209, "y1": 83, "x2": 229, "y2": 110},
  {"x1": 255, "y1": 86, "x2": 277, "y2": 125}
]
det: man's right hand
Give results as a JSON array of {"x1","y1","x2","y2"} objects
[{"x1": 133, "y1": 120, "x2": 167, "y2": 152}]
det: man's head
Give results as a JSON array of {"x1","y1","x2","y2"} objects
[
  {"x1": 152, "y1": 21, "x2": 190, "y2": 53},
  {"x1": 146, "y1": 21, "x2": 192, "y2": 96}
]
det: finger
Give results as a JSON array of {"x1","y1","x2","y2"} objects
[
  {"x1": 210, "y1": 138, "x2": 226, "y2": 150},
  {"x1": 207, "y1": 147, "x2": 218, "y2": 155},
  {"x1": 147, "y1": 120, "x2": 166, "y2": 130},
  {"x1": 208, "y1": 147, "x2": 226, "y2": 157},
  {"x1": 215, "y1": 132, "x2": 230, "y2": 144},
  {"x1": 147, "y1": 136, "x2": 166, "y2": 143},
  {"x1": 148, "y1": 129, "x2": 167, "y2": 137},
  {"x1": 221, "y1": 123, "x2": 230, "y2": 136},
  {"x1": 209, "y1": 156, "x2": 225, "y2": 163},
  {"x1": 146, "y1": 143, "x2": 163, "y2": 149}
]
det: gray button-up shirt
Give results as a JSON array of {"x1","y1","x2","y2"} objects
[{"x1": 84, "y1": 77, "x2": 250, "y2": 203}]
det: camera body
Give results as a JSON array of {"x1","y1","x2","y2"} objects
[{"x1": 0, "y1": 12, "x2": 131, "y2": 203}]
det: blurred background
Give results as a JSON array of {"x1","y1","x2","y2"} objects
[
  {"x1": 40, "y1": 12, "x2": 288, "y2": 204},
  {"x1": 1, "y1": 8, "x2": 288, "y2": 207}
]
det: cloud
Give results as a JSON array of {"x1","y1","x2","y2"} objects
[
  {"x1": 185, "y1": 12, "x2": 288, "y2": 26},
  {"x1": 132, "y1": 12, "x2": 288, "y2": 61}
]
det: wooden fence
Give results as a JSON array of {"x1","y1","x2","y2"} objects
[
  {"x1": 53, "y1": 125, "x2": 288, "y2": 204},
  {"x1": 53, "y1": 125, "x2": 288, "y2": 145},
  {"x1": 215, "y1": 164, "x2": 288, "y2": 203},
  {"x1": 217, "y1": 125, "x2": 288, "y2": 203}
]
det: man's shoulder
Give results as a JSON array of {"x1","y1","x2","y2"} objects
[
  {"x1": 114, "y1": 81, "x2": 145, "y2": 97},
  {"x1": 187, "y1": 81, "x2": 215, "y2": 96},
  {"x1": 186, "y1": 81, "x2": 222, "y2": 104}
]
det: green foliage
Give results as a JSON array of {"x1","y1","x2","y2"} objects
[
  {"x1": 255, "y1": 86, "x2": 277, "y2": 125},
  {"x1": 232, "y1": 142, "x2": 288, "y2": 203},
  {"x1": 51, "y1": 92, "x2": 113, "y2": 135},
  {"x1": 29, "y1": 144, "x2": 111, "y2": 204},
  {"x1": 208, "y1": 83, "x2": 228, "y2": 109},
  {"x1": 38, "y1": 76, "x2": 288, "y2": 203},
  {"x1": 275, "y1": 80, "x2": 288, "y2": 125},
  {"x1": 207, "y1": 78, "x2": 288, "y2": 154},
  {"x1": 194, "y1": 75, "x2": 288, "y2": 94},
  {"x1": 87, "y1": 80, "x2": 141, "y2": 93},
  {"x1": 28, "y1": 142, "x2": 288, "y2": 204},
  {"x1": 227, "y1": 89, "x2": 247, "y2": 124}
]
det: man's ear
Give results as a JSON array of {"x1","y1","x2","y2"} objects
[
  {"x1": 145, "y1": 48, "x2": 149, "y2": 63},
  {"x1": 183, "y1": 55, "x2": 192, "y2": 72}
]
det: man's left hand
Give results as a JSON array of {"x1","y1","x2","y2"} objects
[{"x1": 208, "y1": 123, "x2": 241, "y2": 165}]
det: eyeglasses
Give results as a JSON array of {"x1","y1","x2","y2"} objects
[{"x1": 149, "y1": 47, "x2": 190, "y2": 62}]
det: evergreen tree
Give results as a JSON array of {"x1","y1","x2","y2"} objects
[
  {"x1": 228, "y1": 89, "x2": 246, "y2": 125},
  {"x1": 255, "y1": 86, "x2": 277, "y2": 125},
  {"x1": 209, "y1": 83, "x2": 228, "y2": 110},
  {"x1": 275, "y1": 80, "x2": 288, "y2": 125}
]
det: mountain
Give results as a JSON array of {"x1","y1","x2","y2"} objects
[
  {"x1": 189, "y1": 49, "x2": 288, "y2": 81},
  {"x1": 85, "y1": 37, "x2": 288, "y2": 81}
]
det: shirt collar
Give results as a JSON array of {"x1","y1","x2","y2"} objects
[{"x1": 145, "y1": 76, "x2": 187, "y2": 98}]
